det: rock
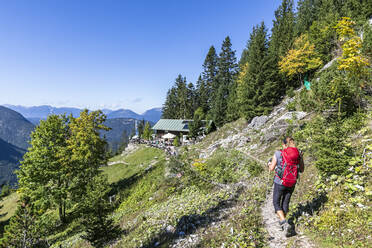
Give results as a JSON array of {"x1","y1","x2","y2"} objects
[
  {"x1": 166, "y1": 225, "x2": 175, "y2": 233},
  {"x1": 319, "y1": 57, "x2": 338, "y2": 72},
  {"x1": 276, "y1": 111, "x2": 307, "y2": 122},
  {"x1": 248, "y1": 115, "x2": 269, "y2": 129},
  {"x1": 261, "y1": 128, "x2": 287, "y2": 143}
]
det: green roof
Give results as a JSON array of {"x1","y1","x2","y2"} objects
[{"x1": 152, "y1": 119, "x2": 191, "y2": 132}]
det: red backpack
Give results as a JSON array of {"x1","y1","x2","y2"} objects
[{"x1": 276, "y1": 147, "x2": 300, "y2": 187}]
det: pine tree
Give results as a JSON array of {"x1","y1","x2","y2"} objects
[
  {"x1": 80, "y1": 175, "x2": 119, "y2": 248},
  {"x1": 210, "y1": 36, "x2": 238, "y2": 126},
  {"x1": 17, "y1": 115, "x2": 70, "y2": 223}
]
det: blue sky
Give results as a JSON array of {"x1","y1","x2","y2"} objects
[{"x1": 0, "y1": 0, "x2": 283, "y2": 114}]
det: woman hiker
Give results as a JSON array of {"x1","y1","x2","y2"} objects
[{"x1": 268, "y1": 137, "x2": 304, "y2": 236}]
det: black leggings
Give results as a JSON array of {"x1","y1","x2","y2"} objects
[{"x1": 273, "y1": 183, "x2": 295, "y2": 214}]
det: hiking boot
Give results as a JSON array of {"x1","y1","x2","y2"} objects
[
  {"x1": 283, "y1": 222, "x2": 292, "y2": 237},
  {"x1": 279, "y1": 220, "x2": 287, "y2": 231}
]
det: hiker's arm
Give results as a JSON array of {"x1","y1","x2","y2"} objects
[
  {"x1": 269, "y1": 154, "x2": 277, "y2": 171},
  {"x1": 299, "y1": 154, "x2": 304, "y2": 173}
]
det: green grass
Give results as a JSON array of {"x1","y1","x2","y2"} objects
[
  {"x1": 0, "y1": 192, "x2": 18, "y2": 222},
  {"x1": 103, "y1": 146, "x2": 165, "y2": 184},
  {"x1": 0, "y1": 192, "x2": 19, "y2": 236}
]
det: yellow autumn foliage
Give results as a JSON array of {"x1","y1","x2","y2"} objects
[
  {"x1": 279, "y1": 34, "x2": 323, "y2": 78},
  {"x1": 335, "y1": 17, "x2": 370, "y2": 76}
]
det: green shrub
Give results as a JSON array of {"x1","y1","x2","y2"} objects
[
  {"x1": 286, "y1": 100, "x2": 297, "y2": 111},
  {"x1": 173, "y1": 136, "x2": 180, "y2": 147},
  {"x1": 286, "y1": 87, "x2": 295, "y2": 98},
  {"x1": 294, "y1": 113, "x2": 366, "y2": 178},
  {"x1": 298, "y1": 88, "x2": 317, "y2": 112},
  {"x1": 247, "y1": 161, "x2": 264, "y2": 178},
  {"x1": 362, "y1": 22, "x2": 372, "y2": 58},
  {"x1": 298, "y1": 65, "x2": 361, "y2": 116}
]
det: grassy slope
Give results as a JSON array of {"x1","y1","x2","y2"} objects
[
  {"x1": 103, "y1": 146, "x2": 165, "y2": 184},
  {"x1": 0, "y1": 192, "x2": 18, "y2": 235},
  {"x1": 0, "y1": 193, "x2": 18, "y2": 222},
  {"x1": 110, "y1": 118, "x2": 274, "y2": 248},
  {"x1": 59, "y1": 118, "x2": 273, "y2": 247}
]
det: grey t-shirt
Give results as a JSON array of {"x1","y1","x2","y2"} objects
[{"x1": 274, "y1": 150, "x2": 283, "y2": 185}]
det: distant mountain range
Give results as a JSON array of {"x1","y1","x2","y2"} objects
[
  {"x1": 0, "y1": 106, "x2": 34, "y2": 186},
  {"x1": 3, "y1": 105, "x2": 162, "y2": 124},
  {"x1": 0, "y1": 106, "x2": 34, "y2": 150}
]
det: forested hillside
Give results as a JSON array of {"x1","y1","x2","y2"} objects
[
  {"x1": 0, "y1": 106, "x2": 34, "y2": 186},
  {"x1": 0, "y1": 0, "x2": 371, "y2": 247}
]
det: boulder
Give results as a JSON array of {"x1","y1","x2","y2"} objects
[{"x1": 248, "y1": 115, "x2": 269, "y2": 129}]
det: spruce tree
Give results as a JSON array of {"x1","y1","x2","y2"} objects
[
  {"x1": 295, "y1": 0, "x2": 317, "y2": 36},
  {"x1": 270, "y1": 0, "x2": 295, "y2": 60},
  {"x1": 1, "y1": 197, "x2": 47, "y2": 248},
  {"x1": 162, "y1": 75, "x2": 196, "y2": 119},
  {"x1": 175, "y1": 74, "x2": 188, "y2": 119},
  {"x1": 196, "y1": 75, "x2": 209, "y2": 114},
  {"x1": 237, "y1": 22, "x2": 273, "y2": 120},
  {"x1": 188, "y1": 107, "x2": 204, "y2": 138},
  {"x1": 226, "y1": 81, "x2": 240, "y2": 122},
  {"x1": 186, "y1": 82, "x2": 197, "y2": 118},
  {"x1": 137, "y1": 119, "x2": 145, "y2": 137},
  {"x1": 162, "y1": 87, "x2": 178, "y2": 119},
  {"x1": 202, "y1": 46, "x2": 218, "y2": 108},
  {"x1": 210, "y1": 36, "x2": 238, "y2": 126},
  {"x1": 142, "y1": 122, "x2": 153, "y2": 140},
  {"x1": 268, "y1": 0, "x2": 296, "y2": 91},
  {"x1": 81, "y1": 175, "x2": 119, "y2": 248}
]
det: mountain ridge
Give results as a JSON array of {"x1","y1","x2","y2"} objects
[{"x1": 3, "y1": 104, "x2": 162, "y2": 123}]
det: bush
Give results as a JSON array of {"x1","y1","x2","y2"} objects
[
  {"x1": 173, "y1": 136, "x2": 180, "y2": 147},
  {"x1": 298, "y1": 65, "x2": 361, "y2": 115},
  {"x1": 294, "y1": 113, "x2": 366, "y2": 178},
  {"x1": 247, "y1": 161, "x2": 264, "y2": 178},
  {"x1": 286, "y1": 100, "x2": 297, "y2": 111}
]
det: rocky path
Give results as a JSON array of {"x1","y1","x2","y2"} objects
[
  {"x1": 262, "y1": 185, "x2": 315, "y2": 248},
  {"x1": 240, "y1": 149, "x2": 315, "y2": 248},
  {"x1": 262, "y1": 187, "x2": 288, "y2": 248}
]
